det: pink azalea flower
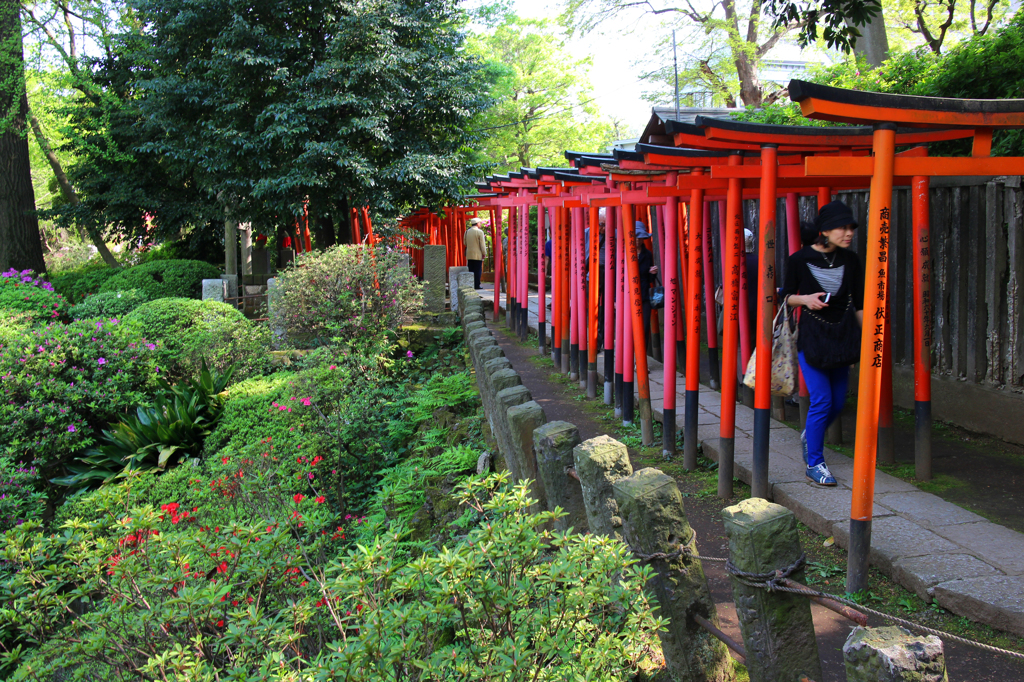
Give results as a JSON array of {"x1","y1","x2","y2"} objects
[{"x1": 97, "y1": 358, "x2": 106, "y2": 365}]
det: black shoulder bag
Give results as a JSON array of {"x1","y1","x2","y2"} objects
[{"x1": 799, "y1": 295, "x2": 861, "y2": 369}]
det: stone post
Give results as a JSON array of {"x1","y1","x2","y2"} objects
[
  {"x1": 506, "y1": 400, "x2": 548, "y2": 513},
  {"x1": 202, "y1": 279, "x2": 225, "y2": 303},
  {"x1": 267, "y1": 278, "x2": 284, "y2": 344},
  {"x1": 573, "y1": 435, "x2": 633, "y2": 539},
  {"x1": 843, "y1": 627, "x2": 946, "y2": 682},
  {"x1": 721, "y1": 498, "x2": 822, "y2": 682},
  {"x1": 494, "y1": 385, "x2": 532, "y2": 472},
  {"x1": 449, "y1": 265, "x2": 469, "y2": 311},
  {"x1": 534, "y1": 422, "x2": 587, "y2": 533},
  {"x1": 220, "y1": 273, "x2": 239, "y2": 302},
  {"x1": 423, "y1": 245, "x2": 446, "y2": 313},
  {"x1": 456, "y1": 273, "x2": 476, "y2": 313},
  {"x1": 614, "y1": 468, "x2": 734, "y2": 682}
]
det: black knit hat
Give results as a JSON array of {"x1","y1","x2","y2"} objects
[{"x1": 815, "y1": 200, "x2": 858, "y2": 232}]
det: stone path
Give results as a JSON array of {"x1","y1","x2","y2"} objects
[{"x1": 475, "y1": 284, "x2": 1024, "y2": 638}]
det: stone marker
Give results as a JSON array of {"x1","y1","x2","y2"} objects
[
  {"x1": 483, "y1": 356, "x2": 512, "y2": 377},
  {"x1": 220, "y1": 273, "x2": 239, "y2": 301},
  {"x1": 202, "y1": 279, "x2": 225, "y2": 303},
  {"x1": 534, "y1": 421, "x2": 587, "y2": 533},
  {"x1": 476, "y1": 451, "x2": 492, "y2": 475},
  {"x1": 463, "y1": 312, "x2": 484, "y2": 327},
  {"x1": 465, "y1": 320, "x2": 485, "y2": 334},
  {"x1": 722, "y1": 498, "x2": 822, "y2": 682},
  {"x1": 423, "y1": 245, "x2": 447, "y2": 312},
  {"x1": 614, "y1": 468, "x2": 734, "y2": 682},
  {"x1": 506, "y1": 400, "x2": 548, "y2": 513},
  {"x1": 573, "y1": 435, "x2": 633, "y2": 539},
  {"x1": 456, "y1": 273, "x2": 475, "y2": 312},
  {"x1": 843, "y1": 626, "x2": 946, "y2": 682},
  {"x1": 267, "y1": 278, "x2": 284, "y2": 344}
]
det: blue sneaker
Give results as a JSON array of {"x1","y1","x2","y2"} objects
[
  {"x1": 806, "y1": 463, "x2": 837, "y2": 487},
  {"x1": 800, "y1": 430, "x2": 808, "y2": 465}
]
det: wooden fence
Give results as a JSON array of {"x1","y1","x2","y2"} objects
[{"x1": 710, "y1": 176, "x2": 1024, "y2": 394}]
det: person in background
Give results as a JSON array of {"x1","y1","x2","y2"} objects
[
  {"x1": 779, "y1": 201, "x2": 863, "y2": 487},
  {"x1": 464, "y1": 217, "x2": 487, "y2": 290},
  {"x1": 635, "y1": 222, "x2": 658, "y2": 349},
  {"x1": 743, "y1": 228, "x2": 758, "y2": 353}
]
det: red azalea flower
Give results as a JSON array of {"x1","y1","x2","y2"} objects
[{"x1": 293, "y1": 494, "x2": 304, "y2": 504}]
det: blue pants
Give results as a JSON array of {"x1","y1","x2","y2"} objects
[{"x1": 798, "y1": 352, "x2": 849, "y2": 467}]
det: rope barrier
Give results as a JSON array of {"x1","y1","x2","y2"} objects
[{"x1": 628, "y1": 544, "x2": 1024, "y2": 662}]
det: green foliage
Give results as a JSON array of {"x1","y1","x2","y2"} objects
[
  {"x1": 0, "y1": 457, "x2": 46, "y2": 532},
  {"x1": 98, "y1": 259, "x2": 222, "y2": 300},
  {"x1": 127, "y1": 0, "x2": 489, "y2": 225},
  {"x1": 0, "y1": 281, "x2": 69, "y2": 323},
  {"x1": 0, "y1": 318, "x2": 159, "y2": 486},
  {"x1": 916, "y1": 10, "x2": 1024, "y2": 156},
  {"x1": 272, "y1": 246, "x2": 421, "y2": 350},
  {"x1": 69, "y1": 288, "x2": 150, "y2": 320},
  {"x1": 55, "y1": 362, "x2": 235, "y2": 490},
  {"x1": 465, "y1": 16, "x2": 612, "y2": 172},
  {"x1": 1, "y1": 476, "x2": 662, "y2": 680},
  {"x1": 42, "y1": 240, "x2": 103, "y2": 274},
  {"x1": 121, "y1": 297, "x2": 270, "y2": 383},
  {"x1": 47, "y1": 266, "x2": 121, "y2": 303}
]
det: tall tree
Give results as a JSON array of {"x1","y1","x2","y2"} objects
[
  {"x1": 883, "y1": 0, "x2": 1011, "y2": 53},
  {"x1": 1, "y1": 0, "x2": 46, "y2": 272},
  {"x1": 467, "y1": 16, "x2": 612, "y2": 171},
  {"x1": 131, "y1": 0, "x2": 488, "y2": 226}
]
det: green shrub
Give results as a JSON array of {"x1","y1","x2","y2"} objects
[
  {"x1": 43, "y1": 240, "x2": 104, "y2": 274},
  {"x1": 98, "y1": 259, "x2": 221, "y2": 300},
  {"x1": 272, "y1": 245, "x2": 421, "y2": 349},
  {"x1": 48, "y1": 266, "x2": 121, "y2": 303},
  {"x1": 69, "y1": 288, "x2": 150, "y2": 320},
  {"x1": 2, "y1": 476, "x2": 662, "y2": 680},
  {"x1": 0, "y1": 269, "x2": 70, "y2": 322},
  {"x1": 0, "y1": 457, "x2": 46, "y2": 532},
  {"x1": 55, "y1": 362, "x2": 235, "y2": 490},
  {"x1": 0, "y1": 318, "x2": 160, "y2": 488},
  {"x1": 121, "y1": 298, "x2": 270, "y2": 383}
]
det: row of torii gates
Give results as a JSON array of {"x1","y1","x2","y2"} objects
[{"x1": 402, "y1": 80, "x2": 1024, "y2": 592}]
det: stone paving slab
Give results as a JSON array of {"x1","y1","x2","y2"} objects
[
  {"x1": 933, "y1": 576, "x2": 1024, "y2": 638},
  {"x1": 476, "y1": 284, "x2": 1024, "y2": 636},
  {"x1": 932, "y1": 522, "x2": 1024, "y2": 576},
  {"x1": 877, "y1": 492, "x2": 989, "y2": 531},
  {"x1": 773, "y1": 481, "x2": 892, "y2": 537},
  {"x1": 831, "y1": 515, "x2": 962, "y2": 575},
  {"x1": 893, "y1": 554, "x2": 1002, "y2": 602}
]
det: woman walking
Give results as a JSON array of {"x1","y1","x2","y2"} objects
[{"x1": 780, "y1": 201, "x2": 864, "y2": 486}]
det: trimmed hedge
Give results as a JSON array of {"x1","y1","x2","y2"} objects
[
  {"x1": 121, "y1": 298, "x2": 270, "y2": 383},
  {"x1": 69, "y1": 289, "x2": 150, "y2": 320},
  {"x1": 98, "y1": 260, "x2": 221, "y2": 300}
]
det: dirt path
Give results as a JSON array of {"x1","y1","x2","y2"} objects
[{"x1": 489, "y1": 322, "x2": 1024, "y2": 682}]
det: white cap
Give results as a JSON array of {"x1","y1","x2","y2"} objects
[
  {"x1": 744, "y1": 228, "x2": 755, "y2": 252},
  {"x1": 598, "y1": 207, "x2": 607, "y2": 225}
]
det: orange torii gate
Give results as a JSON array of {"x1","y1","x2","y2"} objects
[{"x1": 784, "y1": 79, "x2": 1024, "y2": 592}]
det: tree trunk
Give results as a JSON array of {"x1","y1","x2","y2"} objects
[
  {"x1": 849, "y1": 13, "x2": 890, "y2": 67},
  {"x1": 26, "y1": 111, "x2": 121, "y2": 267},
  {"x1": 0, "y1": 4, "x2": 46, "y2": 273},
  {"x1": 336, "y1": 195, "x2": 352, "y2": 245},
  {"x1": 315, "y1": 211, "x2": 335, "y2": 249},
  {"x1": 734, "y1": 51, "x2": 762, "y2": 107}
]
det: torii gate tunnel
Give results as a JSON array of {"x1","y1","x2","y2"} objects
[{"x1": 409, "y1": 80, "x2": 1024, "y2": 594}]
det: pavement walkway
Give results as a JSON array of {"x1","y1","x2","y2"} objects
[{"x1": 475, "y1": 283, "x2": 1024, "y2": 639}]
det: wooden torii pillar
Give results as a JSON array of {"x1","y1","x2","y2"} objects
[{"x1": 787, "y1": 78, "x2": 1024, "y2": 593}]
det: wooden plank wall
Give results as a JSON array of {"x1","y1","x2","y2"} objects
[{"x1": 707, "y1": 178, "x2": 1024, "y2": 392}]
